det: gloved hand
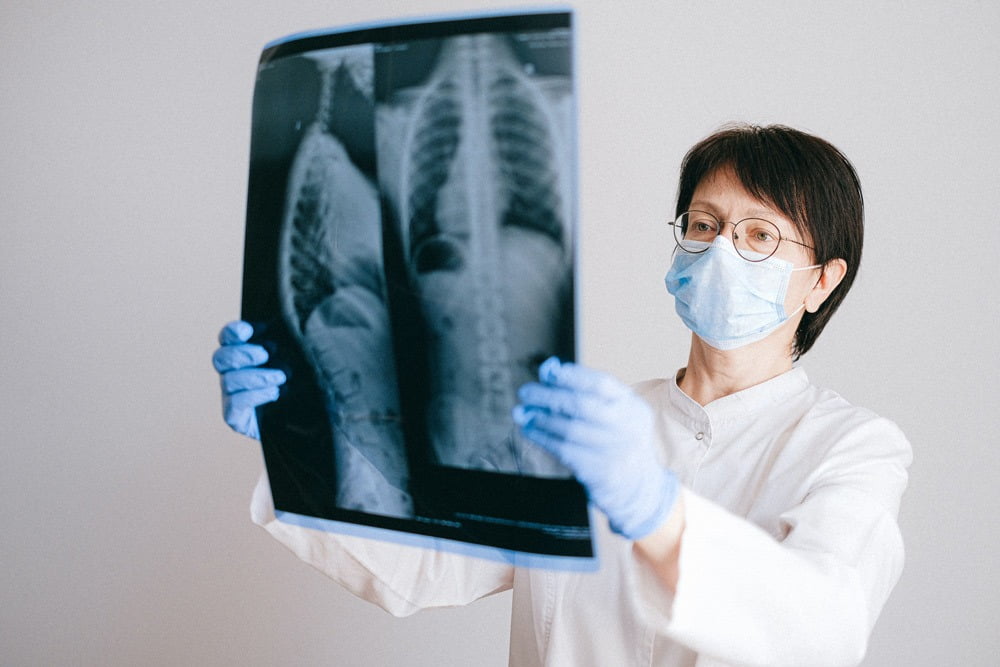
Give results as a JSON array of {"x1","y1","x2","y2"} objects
[
  {"x1": 513, "y1": 358, "x2": 679, "y2": 541},
  {"x1": 212, "y1": 320, "x2": 286, "y2": 440}
]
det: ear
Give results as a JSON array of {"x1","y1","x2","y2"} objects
[{"x1": 804, "y1": 258, "x2": 847, "y2": 313}]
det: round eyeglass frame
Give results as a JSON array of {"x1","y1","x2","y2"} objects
[{"x1": 668, "y1": 210, "x2": 815, "y2": 262}]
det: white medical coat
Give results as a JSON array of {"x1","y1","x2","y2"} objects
[{"x1": 250, "y1": 367, "x2": 911, "y2": 666}]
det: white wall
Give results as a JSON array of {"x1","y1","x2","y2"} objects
[{"x1": 2, "y1": 1, "x2": 997, "y2": 665}]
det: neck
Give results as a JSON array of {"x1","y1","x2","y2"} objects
[{"x1": 678, "y1": 333, "x2": 795, "y2": 406}]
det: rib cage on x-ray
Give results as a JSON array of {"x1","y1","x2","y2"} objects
[
  {"x1": 392, "y1": 34, "x2": 573, "y2": 475},
  {"x1": 278, "y1": 48, "x2": 413, "y2": 518}
]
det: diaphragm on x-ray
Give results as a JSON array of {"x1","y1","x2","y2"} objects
[{"x1": 241, "y1": 11, "x2": 592, "y2": 566}]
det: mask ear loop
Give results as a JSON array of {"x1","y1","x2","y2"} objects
[
  {"x1": 808, "y1": 261, "x2": 826, "y2": 287},
  {"x1": 783, "y1": 260, "x2": 825, "y2": 318},
  {"x1": 791, "y1": 262, "x2": 824, "y2": 274},
  {"x1": 800, "y1": 261, "x2": 828, "y2": 314}
]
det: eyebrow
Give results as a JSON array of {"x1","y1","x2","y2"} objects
[
  {"x1": 688, "y1": 200, "x2": 809, "y2": 243},
  {"x1": 688, "y1": 200, "x2": 778, "y2": 220}
]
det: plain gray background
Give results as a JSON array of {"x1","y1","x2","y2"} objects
[{"x1": 2, "y1": 1, "x2": 997, "y2": 665}]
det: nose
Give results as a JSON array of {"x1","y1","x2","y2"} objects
[
  {"x1": 709, "y1": 228, "x2": 741, "y2": 253},
  {"x1": 716, "y1": 220, "x2": 739, "y2": 242}
]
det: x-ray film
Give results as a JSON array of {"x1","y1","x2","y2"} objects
[{"x1": 241, "y1": 9, "x2": 593, "y2": 568}]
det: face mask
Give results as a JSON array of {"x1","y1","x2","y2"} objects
[{"x1": 664, "y1": 237, "x2": 820, "y2": 351}]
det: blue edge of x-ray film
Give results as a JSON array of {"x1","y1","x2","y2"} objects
[
  {"x1": 262, "y1": 5, "x2": 574, "y2": 50},
  {"x1": 275, "y1": 509, "x2": 600, "y2": 573},
  {"x1": 266, "y1": 5, "x2": 594, "y2": 573}
]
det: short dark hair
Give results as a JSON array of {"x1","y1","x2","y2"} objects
[{"x1": 675, "y1": 124, "x2": 864, "y2": 358}]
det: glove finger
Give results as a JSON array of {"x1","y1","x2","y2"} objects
[
  {"x1": 223, "y1": 386, "x2": 281, "y2": 438},
  {"x1": 516, "y1": 382, "x2": 581, "y2": 417},
  {"x1": 517, "y1": 382, "x2": 618, "y2": 423},
  {"x1": 223, "y1": 402, "x2": 260, "y2": 440},
  {"x1": 227, "y1": 385, "x2": 281, "y2": 411},
  {"x1": 221, "y1": 368, "x2": 287, "y2": 395},
  {"x1": 218, "y1": 320, "x2": 254, "y2": 345},
  {"x1": 514, "y1": 406, "x2": 610, "y2": 455},
  {"x1": 514, "y1": 407, "x2": 571, "y2": 462},
  {"x1": 212, "y1": 343, "x2": 269, "y2": 373},
  {"x1": 538, "y1": 357, "x2": 630, "y2": 401}
]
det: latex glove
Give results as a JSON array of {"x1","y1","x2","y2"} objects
[
  {"x1": 513, "y1": 357, "x2": 679, "y2": 540},
  {"x1": 212, "y1": 320, "x2": 286, "y2": 440}
]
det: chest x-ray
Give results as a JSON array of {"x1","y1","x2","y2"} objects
[{"x1": 242, "y1": 11, "x2": 592, "y2": 565}]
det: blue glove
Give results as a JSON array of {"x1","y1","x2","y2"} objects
[
  {"x1": 513, "y1": 358, "x2": 679, "y2": 540},
  {"x1": 212, "y1": 320, "x2": 286, "y2": 440}
]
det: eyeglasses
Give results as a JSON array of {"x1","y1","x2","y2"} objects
[{"x1": 668, "y1": 210, "x2": 814, "y2": 262}]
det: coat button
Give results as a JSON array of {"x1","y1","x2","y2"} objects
[{"x1": 695, "y1": 432, "x2": 704, "y2": 441}]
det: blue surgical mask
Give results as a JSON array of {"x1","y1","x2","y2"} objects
[{"x1": 664, "y1": 237, "x2": 819, "y2": 350}]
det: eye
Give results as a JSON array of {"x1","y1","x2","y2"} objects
[
  {"x1": 741, "y1": 219, "x2": 781, "y2": 249},
  {"x1": 675, "y1": 212, "x2": 719, "y2": 244},
  {"x1": 685, "y1": 213, "x2": 718, "y2": 234}
]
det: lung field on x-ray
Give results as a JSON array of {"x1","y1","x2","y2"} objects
[{"x1": 378, "y1": 33, "x2": 574, "y2": 476}]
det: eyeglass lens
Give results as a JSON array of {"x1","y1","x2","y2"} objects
[{"x1": 673, "y1": 211, "x2": 781, "y2": 261}]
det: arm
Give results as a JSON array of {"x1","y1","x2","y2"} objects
[
  {"x1": 250, "y1": 473, "x2": 514, "y2": 617},
  {"x1": 632, "y1": 481, "x2": 905, "y2": 667},
  {"x1": 635, "y1": 415, "x2": 911, "y2": 665},
  {"x1": 516, "y1": 360, "x2": 910, "y2": 667},
  {"x1": 214, "y1": 321, "x2": 514, "y2": 616},
  {"x1": 637, "y1": 417, "x2": 910, "y2": 667},
  {"x1": 633, "y1": 494, "x2": 686, "y2": 592}
]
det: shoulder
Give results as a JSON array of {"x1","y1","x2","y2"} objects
[
  {"x1": 795, "y1": 383, "x2": 912, "y2": 514},
  {"x1": 800, "y1": 384, "x2": 909, "y2": 452}
]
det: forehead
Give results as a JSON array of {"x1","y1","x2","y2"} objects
[{"x1": 689, "y1": 166, "x2": 800, "y2": 231}]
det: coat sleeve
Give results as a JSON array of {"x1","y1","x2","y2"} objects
[
  {"x1": 630, "y1": 416, "x2": 911, "y2": 667},
  {"x1": 249, "y1": 473, "x2": 515, "y2": 617}
]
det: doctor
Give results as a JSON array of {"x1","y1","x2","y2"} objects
[{"x1": 213, "y1": 124, "x2": 910, "y2": 666}]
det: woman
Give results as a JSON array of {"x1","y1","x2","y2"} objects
[{"x1": 213, "y1": 124, "x2": 910, "y2": 666}]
